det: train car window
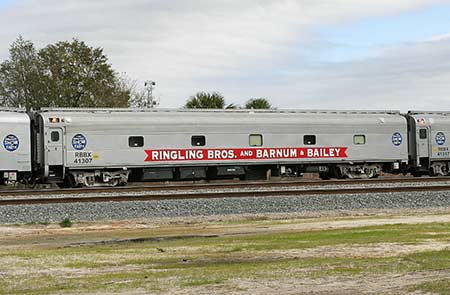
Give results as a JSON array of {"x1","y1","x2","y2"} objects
[
  {"x1": 129, "y1": 136, "x2": 144, "y2": 147},
  {"x1": 249, "y1": 134, "x2": 263, "y2": 146},
  {"x1": 353, "y1": 135, "x2": 366, "y2": 145},
  {"x1": 303, "y1": 135, "x2": 316, "y2": 145},
  {"x1": 419, "y1": 129, "x2": 427, "y2": 139},
  {"x1": 191, "y1": 135, "x2": 206, "y2": 146},
  {"x1": 50, "y1": 131, "x2": 59, "y2": 142}
]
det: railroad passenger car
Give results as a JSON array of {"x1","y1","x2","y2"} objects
[
  {"x1": 0, "y1": 109, "x2": 32, "y2": 184},
  {"x1": 32, "y1": 109, "x2": 408, "y2": 187},
  {"x1": 406, "y1": 111, "x2": 450, "y2": 176}
]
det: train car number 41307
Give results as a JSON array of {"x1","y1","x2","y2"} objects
[{"x1": 74, "y1": 151, "x2": 93, "y2": 164}]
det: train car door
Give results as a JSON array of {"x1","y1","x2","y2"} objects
[
  {"x1": 47, "y1": 128, "x2": 64, "y2": 166},
  {"x1": 417, "y1": 127, "x2": 430, "y2": 167}
]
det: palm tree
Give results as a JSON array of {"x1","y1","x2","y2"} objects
[
  {"x1": 185, "y1": 92, "x2": 236, "y2": 109},
  {"x1": 245, "y1": 98, "x2": 272, "y2": 109}
]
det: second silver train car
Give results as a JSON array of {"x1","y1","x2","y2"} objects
[{"x1": 32, "y1": 109, "x2": 408, "y2": 187}]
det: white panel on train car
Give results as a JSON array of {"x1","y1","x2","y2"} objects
[{"x1": 0, "y1": 110, "x2": 31, "y2": 173}]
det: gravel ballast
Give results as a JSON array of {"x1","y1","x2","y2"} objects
[
  {"x1": 2, "y1": 181, "x2": 450, "y2": 200},
  {"x1": 1, "y1": 191, "x2": 450, "y2": 224}
]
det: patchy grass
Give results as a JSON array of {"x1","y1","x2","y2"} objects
[
  {"x1": 408, "y1": 279, "x2": 450, "y2": 294},
  {"x1": 181, "y1": 278, "x2": 225, "y2": 287},
  {"x1": 1, "y1": 217, "x2": 450, "y2": 294},
  {"x1": 146, "y1": 222, "x2": 450, "y2": 252}
]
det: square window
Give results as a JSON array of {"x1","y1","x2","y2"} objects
[
  {"x1": 51, "y1": 131, "x2": 60, "y2": 142},
  {"x1": 353, "y1": 135, "x2": 366, "y2": 145},
  {"x1": 419, "y1": 129, "x2": 427, "y2": 139},
  {"x1": 129, "y1": 136, "x2": 144, "y2": 147},
  {"x1": 191, "y1": 135, "x2": 206, "y2": 146},
  {"x1": 303, "y1": 135, "x2": 316, "y2": 145},
  {"x1": 249, "y1": 134, "x2": 263, "y2": 146}
]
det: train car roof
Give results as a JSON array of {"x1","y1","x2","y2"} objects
[
  {"x1": 0, "y1": 107, "x2": 27, "y2": 112},
  {"x1": 408, "y1": 111, "x2": 450, "y2": 116},
  {"x1": 40, "y1": 108, "x2": 401, "y2": 115},
  {"x1": 38, "y1": 108, "x2": 406, "y2": 127},
  {"x1": 0, "y1": 108, "x2": 30, "y2": 123},
  {"x1": 407, "y1": 111, "x2": 450, "y2": 126}
]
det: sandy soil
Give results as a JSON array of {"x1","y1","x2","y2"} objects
[
  {"x1": 2, "y1": 207, "x2": 450, "y2": 247},
  {"x1": 2, "y1": 207, "x2": 450, "y2": 294}
]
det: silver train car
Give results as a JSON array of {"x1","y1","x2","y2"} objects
[
  {"x1": 406, "y1": 111, "x2": 450, "y2": 176},
  {"x1": 0, "y1": 109, "x2": 31, "y2": 184},
  {"x1": 31, "y1": 109, "x2": 408, "y2": 187}
]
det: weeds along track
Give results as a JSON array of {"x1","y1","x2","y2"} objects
[{"x1": 1, "y1": 177, "x2": 450, "y2": 206}]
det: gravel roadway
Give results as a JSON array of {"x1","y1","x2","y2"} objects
[{"x1": 1, "y1": 190, "x2": 450, "y2": 224}]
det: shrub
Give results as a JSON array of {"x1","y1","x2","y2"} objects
[{"x1": 60, "y1": 218, "x2": 73, "y2": 228}]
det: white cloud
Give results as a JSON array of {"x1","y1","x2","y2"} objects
[
  {"x1": 0, "y1": 0, "x2": 449, "y2": 108},
  {"x1": 426, "y1": 33, "x2": 450, "y2": 42},
  {"x1": 249, "y1": 37, "x2": 450, "y2": 111}
]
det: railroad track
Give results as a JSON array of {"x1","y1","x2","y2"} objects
[
  {"x1": 1, "y1": 176, "x2": 450, "y2": 197},
  {"x1": 2, "y1": 181, "x2": 450, "y2": 206}
]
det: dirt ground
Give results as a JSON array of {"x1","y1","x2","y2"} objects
[{"x1": 2, "y1": 207, "x2": 450, "y2": 294}]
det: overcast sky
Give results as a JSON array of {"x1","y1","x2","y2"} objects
[{"x1": 1, "y1": 0, "x2": 450, "y2": 110}]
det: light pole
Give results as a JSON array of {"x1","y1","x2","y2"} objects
[{"x1": 144, "y1": 80, "x2": 157, "y2": 108}]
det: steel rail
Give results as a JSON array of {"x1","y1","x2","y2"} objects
[
  {"x1": 2, "y1": 184, "x2": 450, "y2": 206},
  {"x1": 1, "y1": 177, "x2": 450, "y2": 197}
]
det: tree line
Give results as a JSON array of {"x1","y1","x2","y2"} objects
[
  {"x1": 0, "y1": 37, "x2": 274, "y2": 110},
  {"x1": 0, "y1": 36, "x2": 130, "y2": 109}
]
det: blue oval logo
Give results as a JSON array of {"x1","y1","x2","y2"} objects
[
  {"x1": 392, "y1": 132, "x2": 402, "y2": 146},
  {"x1": 3, "y1": 134, "x2": 19, "y2": 152},
  {"x1": 436, "y1": 132, "x2": 446, "y2": 146},
  {"x1": 72, "y1": 134, "x2": 87, "y2": 150}
]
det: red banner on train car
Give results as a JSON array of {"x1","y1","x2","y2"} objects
[{"x1": 144, "y1": 147, "x2": 348, "y2": 162}]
